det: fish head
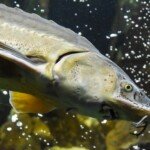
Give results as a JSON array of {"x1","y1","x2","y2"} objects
[
  {"x1": 53, "y1": 52, "x2": 150, "y2": 122},
  {"x1": 110, "y1": 68, "x2": 150, "y2": 121}
]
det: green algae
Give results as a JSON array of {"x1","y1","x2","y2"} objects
[{"x1": 0, "y1": 109, "x2": 149, "y2": 150}]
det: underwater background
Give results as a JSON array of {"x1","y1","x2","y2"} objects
[{"x1": 0, "y1": 0, "x2": 149, "y2": 149}]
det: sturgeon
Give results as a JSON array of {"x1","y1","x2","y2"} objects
[{"x1": 0, "y1": 4, "x2": 150, "y2": 123}]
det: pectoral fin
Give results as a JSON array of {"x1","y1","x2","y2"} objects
[
  {"x1": 0, "y1": 42, "x2": 49, "y2": 93},
  {"x1": 10, "y1": 92, "x2": 56, "y2": 113},
  {"x1": 0, "y1": 42, "x2": 41, "y2": 74}
]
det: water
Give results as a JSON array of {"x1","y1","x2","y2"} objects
[{"x1": 0, "y1": 0, "x2": 149, "y2": 150}]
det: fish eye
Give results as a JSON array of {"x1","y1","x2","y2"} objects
[{"x1": 124, "y1": 84, "x2": 133, "y2": 92}]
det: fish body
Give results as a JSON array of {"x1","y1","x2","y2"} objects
[{"x1": 0, "y1": 4, "x2": 150, "y2": 122}]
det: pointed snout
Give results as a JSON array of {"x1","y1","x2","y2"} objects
[
  {"x1": 127, "y1": 95, "x2": 150, "y2": 117},
  {"x1": 132, "y1": 91, "x2": 150, "y2": 115},
  {"x1": 110, "y1": 94, "x2": 150, "y2": 122},
  {"x1": 143, "y1": 95, "x2": 150, "y2": 105},
  {"x1": 141, "y1": 95, "x2": 150, "y2": 113}
]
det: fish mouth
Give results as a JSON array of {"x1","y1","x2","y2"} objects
[{"x1": 99, "y1": 102, "x2": 120, "y2": 120}]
